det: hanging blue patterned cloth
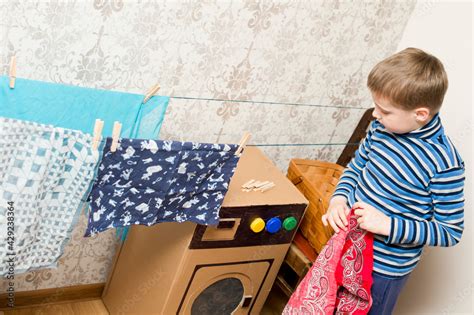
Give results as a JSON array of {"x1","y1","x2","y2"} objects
[
  {"x1": 84, "y1": 138, "x2": 240, "y2": 236},
  {"x1": 0, "y1": 76, "x2": 169, "y2": 138}
]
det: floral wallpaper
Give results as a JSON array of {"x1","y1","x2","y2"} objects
[{"x1": 0, "y1": 0, "x2": 416, "y2": 291}]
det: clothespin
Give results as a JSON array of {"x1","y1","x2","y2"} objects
[
  {"x1": 260, "y1": 182, "x2": 276, "y2": 193},
  {"x1": 92, "y1": 119, "x2": 104, "y2": 150},
  {"x1": 242, "y1": 179, "x2": 256, "y2": 189},
  {"x1": 253, "y1": 181, "x2": 271, "y2": 190},
  {"x1": 110, "y1": 121, "x2": 122, "y2": 152},
  {"x1": 9, "y1": 56, "x2": 16, "y2": 89},
  {"x1": 235, "y1": 132, "x2": 251, "y2": 156},
  {"x1": 241, "y1": 179, "x2": 256, "y2": 192},
  {"x1": 142, "y1": 83, "x2": 161, "y2": 104}
]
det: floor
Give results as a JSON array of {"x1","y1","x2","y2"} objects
[
  {"x1": 0, "y1": 286, "x2": 288, "y2": 315},
  {"x1": 0, "y1": 299, "x2": 109, "y2": 315}
]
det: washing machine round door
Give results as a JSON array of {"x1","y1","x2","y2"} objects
[{"x1": 191, "y1": 277, "x2": 244, "y2": 315}]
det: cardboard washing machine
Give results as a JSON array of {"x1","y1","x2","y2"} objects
[{"x1": 102, "y1": 147, "x2": 308, "y2": 315}]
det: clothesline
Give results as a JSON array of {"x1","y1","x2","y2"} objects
[
  {"x1": 2, "y1": 71, "x2": 370, "y2": 110},
  {"x1": 1, "y1": 75, "x2": 366, "y2": 148},
  {"x1": 250, "y1": 142, "x2": 360, "y2": 147},
  {"x1": 169, "y1": 95, "x2": 369, "y2": 110},
  {"x1": 167, "y1": 96, "x2": 366, "y2": 147},
  {"x1": 95, "y1": 138, "x2": 360, "y2": 147}
]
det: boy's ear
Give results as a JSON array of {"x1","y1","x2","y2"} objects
[{"x1": 414, "y1": 107, "x2": 431, "y2": 123}]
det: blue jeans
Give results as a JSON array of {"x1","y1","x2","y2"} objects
[{"x1": 368, "y1": 272, "x2": 410, "y2": 315}]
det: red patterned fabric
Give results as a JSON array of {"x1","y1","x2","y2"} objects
[{"x1": 283, "y1": 210, "x2": 374, "y2": 315}]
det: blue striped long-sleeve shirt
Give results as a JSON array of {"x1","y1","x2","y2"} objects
[{"x1": 333, "y1": 114, "x2": 465, "y2": 277}]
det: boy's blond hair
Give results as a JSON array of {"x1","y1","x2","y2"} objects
[{"x1": 367, "y1": 47, "x2": 448, "y2": 112}]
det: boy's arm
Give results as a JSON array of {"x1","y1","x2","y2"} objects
[
  {"x1": 332, "y1": 120, "x2": 378, "y2": 201},
  {"x1": 385, "y1": 166, "x2": 465, "y2": 247}
]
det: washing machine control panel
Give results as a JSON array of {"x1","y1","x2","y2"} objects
[
  {"x1": 189, "y1": 203, "x2": 306, "y2": 249},
  {"x1": 250, "y1": 216, "x2": 298, "y2": 234}
]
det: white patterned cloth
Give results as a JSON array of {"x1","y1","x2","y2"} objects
[{"x1": 0, "y1": 117, "x2": 99, "y2": 275}]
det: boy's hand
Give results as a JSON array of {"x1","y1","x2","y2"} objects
[
  {"x1": 322, "y1": 196, "x2": 350, "y2": 233},
  {"x1": 353, "y1": 201, "x2": 391, "y2": 236}
]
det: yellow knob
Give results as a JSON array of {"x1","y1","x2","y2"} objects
[{"x1": 250, "y1": 218, "x2": 265, "y2": 233}]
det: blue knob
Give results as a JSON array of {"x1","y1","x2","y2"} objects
[{"x1": 266, "y1": 217, "x2": 282, "y2": 234}]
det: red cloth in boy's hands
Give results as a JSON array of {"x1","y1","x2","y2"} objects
[{"x1": 283, "y1": 208, "x2": 373, "y2": 314}]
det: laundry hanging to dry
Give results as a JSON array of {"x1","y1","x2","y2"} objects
[
  {"x1": 0, "y1": 75, "x2": 169, "y2": 139},
  {"x1": 0, "y1": 117, "x2": 100, "y2": 275},
  {"x1": 84, "y1": 138, "x2": 241, "y2": 236}
]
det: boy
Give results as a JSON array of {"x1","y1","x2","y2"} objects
[{"x1": 322, "y1": 47, "x2": 465, "y2": 314}]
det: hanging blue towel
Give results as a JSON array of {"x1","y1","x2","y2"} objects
[
  {"x1": 84, "y1": 138, "x2": 240, "y2": 236},
  {"x1": 0, "y1": 76, "x2": 169, "y2": 138},
  {"x1": 0, "y1": 117, "x2": 100, "y2": 275}
]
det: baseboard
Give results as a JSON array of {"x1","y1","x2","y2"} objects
[{"x1": 0, "y1": 283, "x2": 105, "y2": 310}]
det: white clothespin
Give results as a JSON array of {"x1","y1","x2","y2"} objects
[
  {"x1": 142, "y1": 83, "x2": 161, "y2": 104},
  {"x1": 260, "y1": 182, "x2": 276, "y2": 193},
  {"x1": 110, "y1": 121, "x2": 122, "y2": 152},
  {"x1": 235, "y1": 132, "x2": 251, "y2": 156},
  {"x1": 241, "y1": 179, "x2": 257, "y2": 192},
  {"x1": 253, "y1": 181, "x2": 271, "y2": 190},
  {"x1": 241, "y1": 179, "x2": 276, "y2": 192},
  {"x1": 92, "y1": 119, "x2": 104, "y2": 150},
  {"x1": 9, "y1": 56, "x2": 16, "y2": 89},
  {"x1": 242, "y1": 179, "x2": 256, "y2": 189}
]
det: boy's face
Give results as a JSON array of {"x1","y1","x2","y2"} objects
[{"x1": 371, "y1": 92, "x2": 430, "y2": 134}]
